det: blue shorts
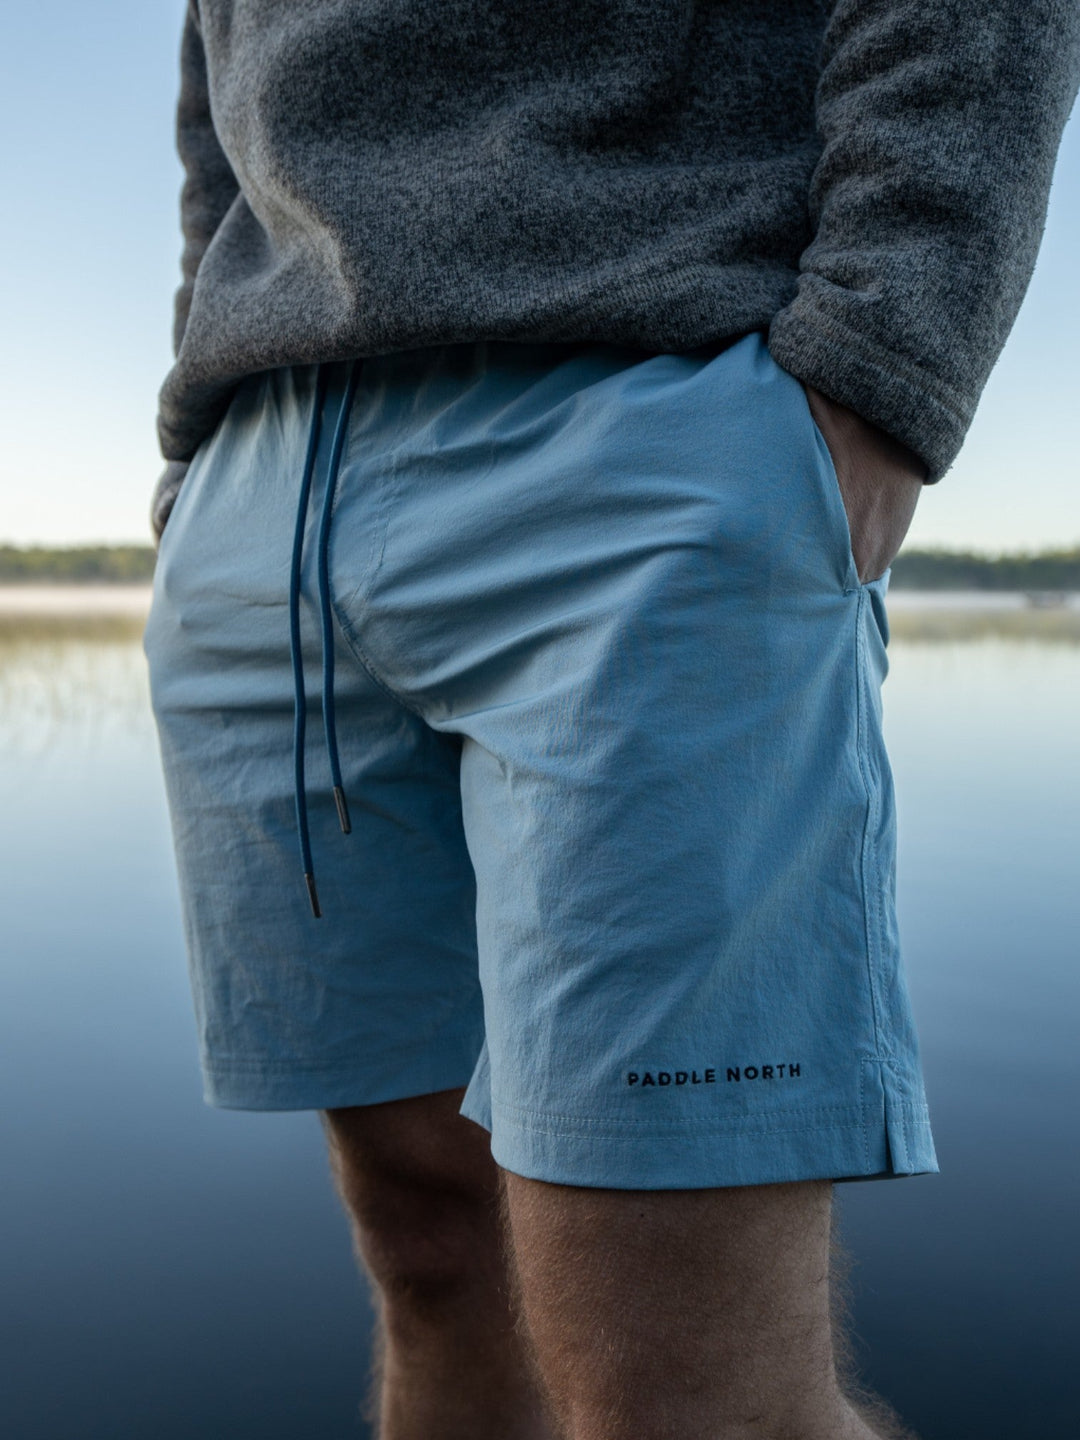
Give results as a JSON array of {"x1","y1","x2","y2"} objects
[{"x1": 145, "y1": 331, "x2": 938, "y2": 1188}]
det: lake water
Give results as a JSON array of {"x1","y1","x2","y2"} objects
[{"x1": 1, "y1": 592, "x2": 1077, "y2": 1440}]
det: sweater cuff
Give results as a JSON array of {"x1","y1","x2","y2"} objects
[{"x1": 767, "y1": 301, "x2": 973, "y2": 485}]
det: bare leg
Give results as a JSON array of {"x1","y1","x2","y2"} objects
[
  {"x1": 501, "y1": 1175, "x2": 916, "y2": 1440},
  {"x1": 322, "y1": 1089, "x2": 555, "y2": 1440}
]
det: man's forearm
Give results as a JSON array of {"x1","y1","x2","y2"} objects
[{"x1": 769, "y1": 0, "x2": 1080, "y2": 483}]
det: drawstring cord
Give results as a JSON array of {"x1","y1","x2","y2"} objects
[
  {"x1": 318, "y1": 361, "x2": 361, "y2": 842},
  {"x1": 288, "y1": 361, "x2": 361, "y2": 918}
]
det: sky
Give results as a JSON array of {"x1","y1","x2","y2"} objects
[{"x1": 0, "y1": 2, "x2": 1077, "y2": 552}]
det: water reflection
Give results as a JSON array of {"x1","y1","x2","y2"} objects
[
  {"x1": 0, "y1": 592, "x2": 1077, "y2": 1440},
  {"x1": 3, "y1": 594, "x2": 1077, "y2": 749},
  {"x1": 888, "y1": 603, "x2": 1080, "y2": 645},
  {"x1": 0, "y1": 614, "x2": 150, "y2": 753}
]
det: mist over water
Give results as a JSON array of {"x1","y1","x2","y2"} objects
[{"x1": 1, "y1": 597, "x2": 1078, "y2": 1440}]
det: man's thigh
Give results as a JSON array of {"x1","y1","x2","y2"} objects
[
  {"x1": 502, "y1": 1174, "x2": 849, "y2": 1438},
  {"x1": 322, "y1": 1089, "x2": 505, "y2": 1291}
]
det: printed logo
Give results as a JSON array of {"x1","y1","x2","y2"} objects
[{"x1": 626, "y1": 1063, "x2": 802, "y2": 1087}]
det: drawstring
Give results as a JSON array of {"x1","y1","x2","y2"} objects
[
  {"x1": 317, "y1": 362, "x2": 360, "y2": 840},
  {"x1": 288, "y1": 361, "x2": 360, "y2": 918}
]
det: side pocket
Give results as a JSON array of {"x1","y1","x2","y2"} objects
[
  {"x1": 151, "y1": 440, "x2": 206, "y2": 580},
  {"x1": 144, "y1": 434, "x2": 212, "y2": 677},
  {"x1": 802, "y1": 399, "x2": 861, "y2": 594}
]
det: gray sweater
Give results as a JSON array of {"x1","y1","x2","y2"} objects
[{"x1": 154, "y1": 0, "x2": 1080, "y2": 527}]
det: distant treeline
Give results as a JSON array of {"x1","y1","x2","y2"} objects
[
  {"x1": 1, "y1": 543, "x2": 1079, "y2": 590},
  {"x1": 889, "y1": 547, "x2": 1080, "y2": 591},
  {"x1": 0, "y1": 545, "x2": 156, "y2": 583}
]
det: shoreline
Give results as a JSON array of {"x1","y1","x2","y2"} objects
[
  {"x1": 1, "y1": 585, "x2": 1079, "y2": 654},
  {"x1": 3, "y1": 584, "x2": 1079, "y2": 616},
  {"x1": 0, "y1": 584, "x2": 155, "y2": 615}
]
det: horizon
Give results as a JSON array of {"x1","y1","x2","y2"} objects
[
  {"x1": 6, "y1": 539, "x2": 1080, "y2": 566},
  {"x1": 1, "y1": 1, "x2": 1078, "y2": 551}
]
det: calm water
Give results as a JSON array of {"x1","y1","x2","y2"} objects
[{"x1": 1, "y1": 596, "x2": 1078, "y2": 1440}]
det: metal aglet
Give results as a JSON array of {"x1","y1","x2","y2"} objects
[
  {"x1": 333, "y1": 785, "x2": 352, "y2": 835},
  {"x1": 304, "y1": 872, "x2": 322, "y2": 919}
]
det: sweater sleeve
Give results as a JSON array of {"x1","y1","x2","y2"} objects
[
  {"x1": 767, "y1": 0, "x2": 1080, "y2": 483},
  {"x1": 171, "y1": 1, "x2": 239, "y2": 359},
  {"x1": 152, "y1": 2, "x2": 240, "y2": 538}
]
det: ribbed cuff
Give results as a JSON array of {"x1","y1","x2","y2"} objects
[{"x1": 768, "y1": 300, "x2": 973, "y2": 484}]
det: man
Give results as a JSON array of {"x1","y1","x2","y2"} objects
[{"x1": 144, "y1": 3, "x2": 1079, "y2": 1437}]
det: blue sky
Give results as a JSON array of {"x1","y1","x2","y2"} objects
[{"x1": 0, "y1": 1, "x2": 1076, "y2": 550}]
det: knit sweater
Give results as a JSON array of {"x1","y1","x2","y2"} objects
[{"x1": 155, "y1": 0, "x2": 1080, "y2": 519}]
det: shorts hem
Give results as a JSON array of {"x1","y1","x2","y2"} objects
[
  {"x1": 478, "y1": 1102, "x2": 939, "y2": 1189},
  {"x1": 200, "y1": 1038, "x2": 484, "y2": 1112}
]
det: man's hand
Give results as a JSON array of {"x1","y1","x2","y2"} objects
[
  {"x1": 151, "y1": 461, "x2": 190, "y2": 549},
  {"x1": 803, "y1": 385, "x2": 926, "y2": 584}
]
